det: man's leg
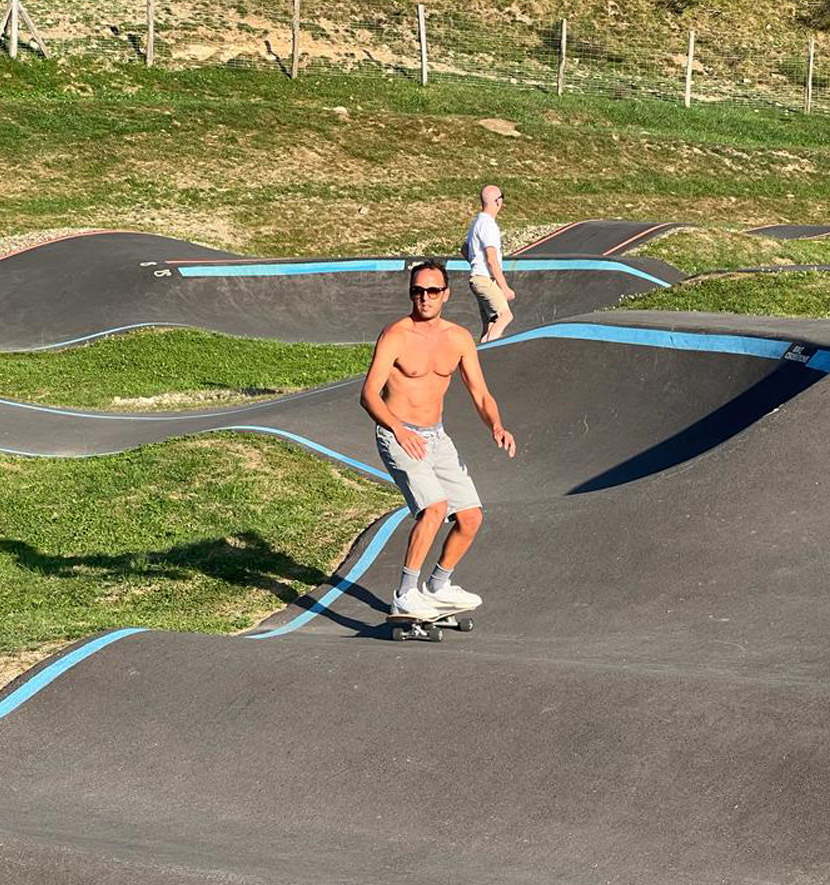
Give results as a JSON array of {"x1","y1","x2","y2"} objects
[
  {"x1": 425, "y1": 507, "x2": 485, "y2": 609},
  {"x1": 434, "y1": 506, "x2": 483, "y2": 571},
  {"x1": 403, "y1": 500, "x2": 448, "y2": 572},
  {"x1": 471, "y1": 277, "x2": 500, "y2": 343},
  {"x1": 482, "y1": 307, "x2": 513, "y2": 342}
]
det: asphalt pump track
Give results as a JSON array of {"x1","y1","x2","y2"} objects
[{"x1": 2, "y1": 224, "x2": 830, "y2": 883}]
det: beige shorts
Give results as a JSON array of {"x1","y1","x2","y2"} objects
[{"x1": 469, "y1": 275, "x2": 509, "y2": 327}]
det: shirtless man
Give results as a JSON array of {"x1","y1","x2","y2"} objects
[{"x1": 360, "y1": 260, "x2": 516, "y2": 619}]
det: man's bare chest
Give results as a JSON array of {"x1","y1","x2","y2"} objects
[{"x1": 394, "y1": 335, "x2": 461, "y2": 380}]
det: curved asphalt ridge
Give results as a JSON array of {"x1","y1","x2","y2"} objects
[
  {"x1": 516, "y1": 219, "x2": 830, "y2": 256},
  {"x1": 745, "y1": 223, "x2": 830, "y2": 239},
  {"x1": 0, "y1": 231, "x2": 681, "y2": 351},
  {"x1": 4, "y1": 228, "x2": 830, "y2": 883},
  {"x1": 513, "y1": 219, "x2": 689, "y2": 256}
]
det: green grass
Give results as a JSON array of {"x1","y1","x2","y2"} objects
[
  {"x1": 634, "y1": 228, "x2": 830, "y2": 275},
  {"x1": 617, "y1": 271, "x2": 830, "y2": 317},
  {"x1": 3, "y1": 61, "x2": 830, "y2": 257},
  {"x1": 0, "y1": 329, "x2": 373, "y2": 410},
  {"x1": 0, "y1": 432, "x2": 401, "y2": 657}
]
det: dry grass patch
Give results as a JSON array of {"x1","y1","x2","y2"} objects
[{"x1": 0, "y1": 641, "x2": 66, "y2": 692}]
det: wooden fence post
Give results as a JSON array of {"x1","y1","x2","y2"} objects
[
  {"x1": 291, "y1": 0, "x2": 300, "y2": 79},
  {"x1": 557, "y1": 18, "x2": 567, "y2": 96},
  {"x1": 684, "y1": 29, "x2": 695, "y2": 108},
  {"x1": 805, "y1": 37, "x2": 815, "y2": 115},
  {"x1": 417, "y1": 4, "x2": 428, "y2": 86},
  {"x1": 17, "y1": 3, "x2": 47, "y2": 57},
  {"x1": 9, "y1": 0, "x2": 18, "y2": 60},
  {"x1": 146, "y1": 0, "x2": 155, "y2": 67}
]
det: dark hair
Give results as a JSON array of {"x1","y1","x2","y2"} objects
[{"x1": 409, "y1": 259, "x2": 449, "y2": 289}]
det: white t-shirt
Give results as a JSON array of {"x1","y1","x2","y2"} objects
[{"x1": 465, "y1": 212, "x2": 502, "y2": 278}]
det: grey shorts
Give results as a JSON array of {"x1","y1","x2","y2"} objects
[{"x1": 376, "y1": 422, "x2": 482, "y2": 519}]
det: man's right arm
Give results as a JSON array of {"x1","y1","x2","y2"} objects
[{"x1": 360, "y1": 329, "x2": 427, "y2": 460}]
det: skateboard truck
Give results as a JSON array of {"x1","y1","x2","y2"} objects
[{"x1": 387, "y1": 611, "x2": 476, "y2": 643}]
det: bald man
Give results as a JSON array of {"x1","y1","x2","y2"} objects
[{"x1": 464, "y1": 184, "x2": 515, "y2": 342}]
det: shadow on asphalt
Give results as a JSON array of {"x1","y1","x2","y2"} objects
[{"x1": 569, "y1": 361, "x2": 824, "y2": 494}]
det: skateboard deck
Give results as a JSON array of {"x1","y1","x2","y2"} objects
[{"x1": 386, "y1": 606, "x2": 477, "y2": 642}]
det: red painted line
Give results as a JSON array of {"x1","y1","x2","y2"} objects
[
  {"x1": 0, "y1": 229, "x2": 135, "y2": 262},
  {"x1": 602, "y1": 223, "x2": 674, "y2": 256},
  {"x1": 511, "y1": 219, "x2": 594, "y2": 256},
  {"x1": 164, "y1": 257, "x2": 268, "y2": 265}
]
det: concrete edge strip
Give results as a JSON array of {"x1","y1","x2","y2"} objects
[{"x1": 1, "y1": 321, "x2": 825, "y2": 720}]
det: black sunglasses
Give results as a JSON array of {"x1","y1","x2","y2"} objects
[{"x1": 410, "y1": 285, "x2": 447, "y2": 299}]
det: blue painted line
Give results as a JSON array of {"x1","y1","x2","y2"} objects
[
  {"x1": 248, "y1": 507, "x2": 409, "y2": 638},
  {"x1": 0, "y1": 628, "x2": 148, "y2": 722},
  {"x1": 24, "y1": 323, "x2": 192, "y2": 352},
  {"x1": 176, "y1": 257, "x2": 671, "y2": 288},
  {"x1": 480, "y1": 322, "x2": 795, "y2": 362},
  {"x1": 806, "y1": 350, "x2": 830, "y2": 373},
  {"x1": 445, "y1": 258, "x2": 672, "y2": 288},
  {"x1": 222, "y1": 425, "x2": 391, "y2": 481},
  {"x1": 179, "y1": 259, "x2": 406, "y2": 278}
]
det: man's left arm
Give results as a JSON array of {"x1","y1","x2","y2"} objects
[{"x1": 458, "y1": 330, "x2": 516, "y2": 458}]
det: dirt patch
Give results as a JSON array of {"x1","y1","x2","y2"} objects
[
  {"x1": 109, "y1": 388, "x2": 294, "y2": 412},
  {"x1": 477, "y1": 118, "x2": 522, "y2": 138},
  {"x1": 0, "y1": 227, "x2": 105, "y2": 259},
  {"x1": 0, "y1": 641, "x2": 66, "y2": 692}
]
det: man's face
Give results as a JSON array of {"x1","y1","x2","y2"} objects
[{"x1": 409, "y1": 268, "x2": 450, "y2": 320}]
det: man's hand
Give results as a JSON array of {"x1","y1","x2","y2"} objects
[
  {"x1": 396, "y1": 426, "x2": 428, "y2": 460},
  {"x1": 492, "y1": 426, "x2": 516, "y2": 458},
  {"x1": 502, "y1": 285, "x2": 516, "y2": 302}
]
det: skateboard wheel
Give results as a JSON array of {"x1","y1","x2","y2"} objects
[
  {"x1": 391, "y1": 627, "x2": 406, "y2": 642},
  {"x1": 426, "y1": 625, "x2": 443, "y2": 642},
  {"x1": 458, "y1": 617, "x2": 474, "y2": 633}
]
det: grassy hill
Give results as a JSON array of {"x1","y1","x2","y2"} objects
[
  {"x1": 2, "y1": 63, "x2": 830, "y2": 257},
  {"x1": 13, "y1": 0, "x2": 830, "y2": 103}
]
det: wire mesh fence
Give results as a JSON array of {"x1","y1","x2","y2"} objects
[{"x1": 5, "y1": 0, "x2": 830, "y2": 115}]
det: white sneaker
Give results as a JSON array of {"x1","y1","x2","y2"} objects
[
  {"x1": 390, "y1": 586, "x2": 443, "y2": 620},
  {"x1": 424, "y1": 582, "x2": 482, "y2": 611}
]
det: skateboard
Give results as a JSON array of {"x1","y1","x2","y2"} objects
[{"x1": 386, "y1": 607, "x2": 476, "y2": 643}]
